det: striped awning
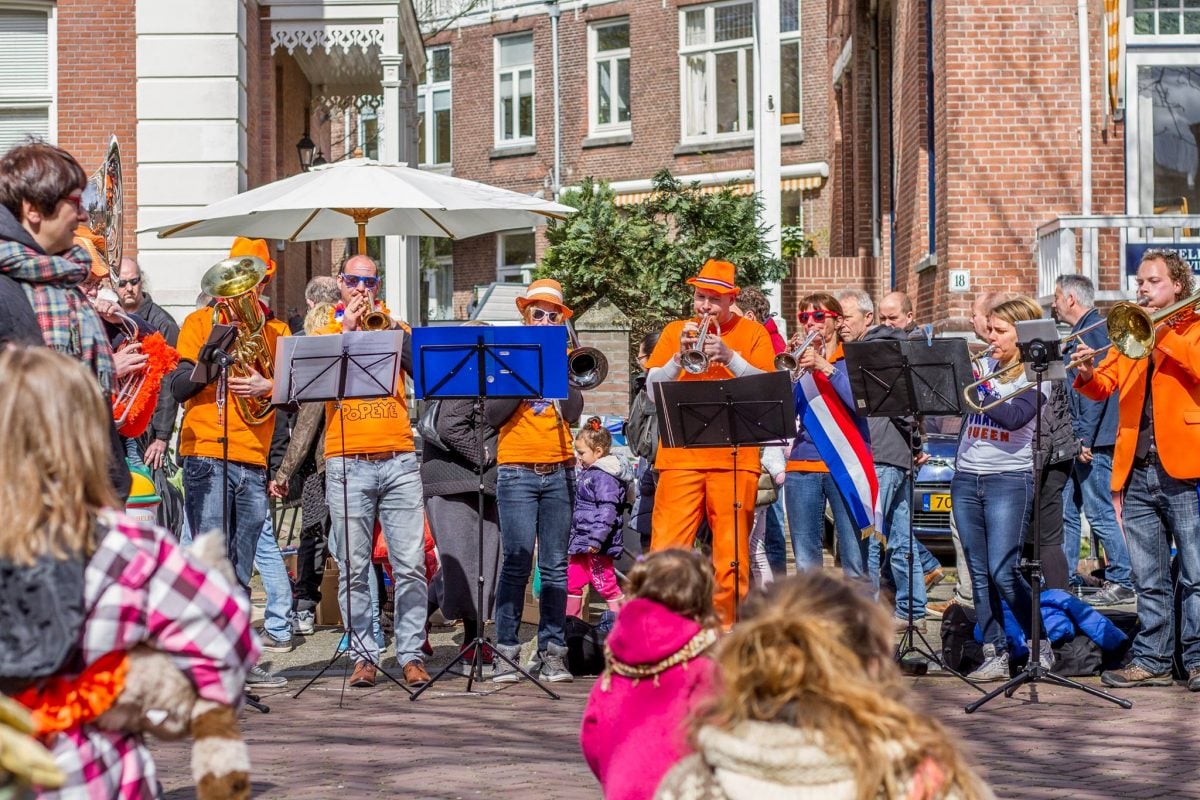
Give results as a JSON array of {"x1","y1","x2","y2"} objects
[{"x1": 613, "y1": 174, "x2": 825, "y2": 206}]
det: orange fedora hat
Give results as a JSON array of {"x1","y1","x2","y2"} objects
[
  {"x1": 515, "y1": 278, "x2": 574, "y2": 319},
  {"x1": 686, "y1": 258, "x2": 739, "y2": 296}
]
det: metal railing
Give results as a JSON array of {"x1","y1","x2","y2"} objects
[{"x1": 1036, "y1": 214, "x2": 1200, "y2": 302}]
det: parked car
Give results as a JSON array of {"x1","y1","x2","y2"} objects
[{"x1": 912, "y1": 432, "x2": 957, "y2": 555}]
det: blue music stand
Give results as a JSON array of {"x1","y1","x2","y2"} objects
[{"x1": 409, "y1": 324, "x2": 568, "y2": 701}]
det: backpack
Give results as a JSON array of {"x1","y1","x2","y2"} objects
[
  {"x1": 625, "y1": 389, "x2": 659, "y2": 465},
  {"x1": 939, "y1": 603, "x2": 985, "y2": 675},
  {"x1": 565, "y1": 613, "x2": 615, "y2": 676}
]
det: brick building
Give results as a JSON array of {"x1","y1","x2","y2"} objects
[
  {"x1": 828, "y1": 0, "x2": 1200, "y2": 330},
  {"x1": 415, "y1": 0, "x2": 834, "y2": 323},
  {"x1": 0, "y1": 0, "x2": 425, "y2": 323}
]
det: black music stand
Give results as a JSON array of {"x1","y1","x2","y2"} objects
[
  {"x1": 844, "y1": 337, "x2": 983, "y2": 692},
  {"x1": 408, "y1": 324, "x2": 567, "y2": 701},
  {"x1": 655, "y1": 371, "x2": 796, "y2": 619},
  {"x1": 278, "y1": 330, "x2": 413, "y2": 704}
]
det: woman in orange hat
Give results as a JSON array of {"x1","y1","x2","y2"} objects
[{"x1": 485, "y1": 278, "x2": 584, "y2": 683}]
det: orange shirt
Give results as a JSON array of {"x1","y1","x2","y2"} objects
[
  {"x1": 496, "y1": 400, "x2": 575, "y2": 464},
  {"x1": 316, "y1": 325, "x2": 415, "y2": 458},
  {"x1": 645, "y1": 315, "x2": 777, "y2": 472},
  {"x1": 177, "y1": 309, "x2": 286, "y2": 468}
]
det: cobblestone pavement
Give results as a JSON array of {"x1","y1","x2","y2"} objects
[{"x1": 150, "y1": 577, "x2": 1200, "y2": 799}]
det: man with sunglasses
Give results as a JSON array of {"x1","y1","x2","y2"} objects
[
  {"x1": 115, "y1": 256, "x2": 180, "y2": 471},
  {"x1": 314, "y1": 254, "x2": 430, "y2": 690},
  {"x1": 644, "y1": 259, "x2": 776, "y2": 626}
]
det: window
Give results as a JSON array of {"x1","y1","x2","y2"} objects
[
  {"x1": 1132, "y1": 0, "x2": 1200, "y2": 36},
  {"x1": 1126, "y1": 53, "x2": 1200, "y2": 224},
  {"x1": 589, "y1": 20, "x2": 630, "y2": 135},
  {"x1": 497, "y1": 230, "x2": 536, "y2": 283},
  {"x1": 360, "y1": 109, "x2": 380, "y2": 161},
  {"x1": 780, "y1": 0, "x2": 802, "y2": 128},
  {"x1": 420, "y1": 237, "x2": 454, "y2": 321},
  {"x1": 495, "y1": 33, "x2": 534, "y2": 146},
  {"x1": 418, "y1": 46, "x2": 451, "y2": 166},
  {"x1": 0, "y1": 6, "x2": 54, "y2": 152}
]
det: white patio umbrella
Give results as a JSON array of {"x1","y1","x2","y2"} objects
[{"x1": 139, "y1": 158, "x2": 575, "y2": 253}]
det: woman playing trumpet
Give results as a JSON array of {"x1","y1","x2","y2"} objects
[{"x1": 783, "y1": 293, "x2": 873, "y2": 579}]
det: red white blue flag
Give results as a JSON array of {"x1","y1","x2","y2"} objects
[{"x1": 795, "y1": 371, "x2": 881, "y2": 539}]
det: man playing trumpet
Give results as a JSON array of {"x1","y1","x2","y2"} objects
[{"x1": 644, "y1": 259, "x2": 775, "y2": 625}]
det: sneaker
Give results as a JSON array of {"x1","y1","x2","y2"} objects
[
  {"x1": 402, "y1": 659, "x2": 431, "y2": 688},
  {"x1": 349, "y1": 659, "x2": 377, "y2": 688},
  {"x1": 966, "y1": 644, "x2": 1009, "y2": 682},
  {"x1": 893, "y1": 616, "x2": 927, "y2": 633},
  {"x1": 259, "y1": 628, "x2": 294, "y2": 653},
  {"x1": 1100, "y1": 664, "x2": 1172, "y2": 688},
  {"x1": 538, "y1": 643, "x2": 574, "y2": 683},
  {"x1": 924, "y1": 566, "x2": 946, "y2": 592},
  {"x1": 1188, "y1": 667, "x2": 1200, "y2": 692},
  {"x1": 292, "y1": 610, "x2": 315, "y2": 636},
  {"x1": 245, "y1": 664, "x2": 288, "y2": 688},
  {"x1": 1034, "y1": 640, "x2": 1054, "y2": 673},
  {"x1": 491, "y1": 644, "x2": 523, "y2": 683},
  {"x1": 924, "y1": 598, "x2": 957, "y2": 621},
  {"x1": 1087, "y1": 582, "x2": 1136, "y2": 607}
]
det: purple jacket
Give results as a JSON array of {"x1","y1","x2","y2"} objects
[{"x1": 569, "y1": 454, "x2": 633, "y2": 557}]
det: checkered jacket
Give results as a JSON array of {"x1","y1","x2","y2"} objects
[{"x1": 41, "y1": 510, "x2": 259, "y2": 799}]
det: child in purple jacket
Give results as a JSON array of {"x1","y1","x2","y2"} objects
[{"x1": 567, "y1": 417, "x2": 634, "y2": 617}]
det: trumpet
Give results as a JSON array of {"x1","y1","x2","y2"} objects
[
  {"x1": 774, "y1": 330, "x2": 824, "y2": 381},
  {"x1": 679, "y1": 314, "x2": 715, "y2": 374},
  {"x1": 361, "y1": 293, "x2": 393, "y2": 331},
  {"x1": 566, "y1": 321, "x2": 608, "y2": 390}
]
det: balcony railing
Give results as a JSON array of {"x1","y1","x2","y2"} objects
[{"x1": 1036, "y1": 214, "x2": 1200, "y2": 302}]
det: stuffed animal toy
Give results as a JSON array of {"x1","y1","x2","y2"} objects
[{"x1": 0, "y1": 695, "x2": 63, "y2": 799}]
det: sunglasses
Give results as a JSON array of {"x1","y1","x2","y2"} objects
[
  {"x1": 116, "y1": 277, "x2": 141, "y2": 288},
  {"x1": 798, "y1": 310, "x2": 840, "y2": 323},
  {"x1": 529, "y1": 308, "x2": 563, "y2": 323},
  {"x1": 340, "y1": 273, "x2": 380, "y2": 290}
]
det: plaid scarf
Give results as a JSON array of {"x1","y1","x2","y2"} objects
[{"x1": 0, "y1": 242, "x2": 114, "y2": 391}]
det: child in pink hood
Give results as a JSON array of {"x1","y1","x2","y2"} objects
[{"x1": 580, "y1": 549, "x2": 721, "y2": 800}]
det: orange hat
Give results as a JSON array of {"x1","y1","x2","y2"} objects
[
  {"x1": 515, "y1": 278, "x2": 574, "y2": 319},
  {"x1": 73, "y1": 226, "x2": 109, "y2": 278},
  {"x1": 686, "y1": 258, "x2": 739, "y2": 296},
  {"x1": 229, "y1": 237, "x2": 276, "y2": 284}
]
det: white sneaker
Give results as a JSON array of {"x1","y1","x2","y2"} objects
[
  {"x1": 1035, "y1": 640, "x2": 1054, "y2": 673},
  {"x1": 491, "y1": 644, "x2": 522, "y2": 683},
  {"x1": 292, "y1": 610, "x2": 315, "y2": 636},
  {"x1": 967, "y1": 644, "x2": 1009, "y2": 682}
]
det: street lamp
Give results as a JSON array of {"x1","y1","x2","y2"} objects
[
  {"x1": 296, "y1": 131, "x2": 316, "y2": 172},
  {"x1": 312, "y1": 149, "x2": 328, "y2": 168}
]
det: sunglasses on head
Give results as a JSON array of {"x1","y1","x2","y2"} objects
[
  {"x1": 116, "y1": 277, "x2": 141, "y2": 288},
  {"x1": 340, "y1": 273, "x2": 380, "y2": 290},
  {"x1": 798, "y1": 310, "x2": 839, "y2": 323},
  {"x1": 529, "y1": 308, "x2": 562, "y2": 323}
]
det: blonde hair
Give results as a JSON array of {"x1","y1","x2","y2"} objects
[
  {"x1": 694, "y1": 572, "x2": 986, "y2": 800},
  {"x1": 0, "y1": 347, "x2": 117, "y2": 564},
  {"x1": 305, "y1": 302, "x2": 334, "y2": 335},
  {"x1": 988, "y1": 296, "x2": 1042, "y2": 327}
]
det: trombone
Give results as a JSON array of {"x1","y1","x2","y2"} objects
[{"x1": 962, "y1": 293, "x2": 1194, "y2": 413}]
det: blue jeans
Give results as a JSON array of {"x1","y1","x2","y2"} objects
[
  {"x1": 764, "y1": 494, "x2": 788, "y2": 576},
  {"x1": 874, "y1": 464, "x2": 927, "y2": 619},
  {"x1": 256, "y1": 517, "x2": 293, "y2": 643},
  {"x1": 495, "y1": 465, "x2": 574, "y2": 651},
  {"x1": 951, "y1": 470, "x2": 1035, "y2": 653},
  {"x1": 1063, "y1": 448, "x2": 1132, "y2": 589},
  {"x1": 1121, "y1": 460, "x2": 1200, "y2": 674},
  {"x1": 182, "y1": 456, "x2": 268, "y2": 592},
  {"x1": 326, "y1": 453, "x2": 425, "y2": 666},
  {"x1": 784, "y1": 471, "x2": 870, "y2": 578}
]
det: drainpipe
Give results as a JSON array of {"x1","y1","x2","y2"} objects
[
  {"x1": 1078, "y1": 0, "x2": 1094, "y2": 282},
  {"x1": 548, "y1": 1, "x2": 561, "y2": 198},
  {"x1": 870, "y1": 18, "x2": 882, "y2": 265}
]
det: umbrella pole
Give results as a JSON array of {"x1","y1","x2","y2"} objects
[{"x1": 357, "y1": 221, "x2": 366, "y2": 255}]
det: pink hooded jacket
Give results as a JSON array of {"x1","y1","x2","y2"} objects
[{"x1": 579, "y1": 597, "x2": 718, "y2": 800}]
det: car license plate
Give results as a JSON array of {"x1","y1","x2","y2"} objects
[{"x1": 922, "y1": 493, "x2": 952, "y2": 512}]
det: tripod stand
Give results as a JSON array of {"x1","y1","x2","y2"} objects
[
  {"x1": 408, "y1": 326, "x2": 570, "y2": 700},
  {"x1": 844, "y1": 336, "x2": 981, "y2": 692},
  {"x1": 965, "y1": 332, "x2": 1131, "y2": 713}
]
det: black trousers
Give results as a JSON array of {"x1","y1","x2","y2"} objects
[{"x1": 1028, "y1": 459, "x2": 1073, "y2": 592}]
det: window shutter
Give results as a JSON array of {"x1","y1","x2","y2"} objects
[
  {"x1": 0, "y1": 107, "x2": 48, "y2": 153},
  {"x1": 0, "y1": 10, "x2": 49, "y2": 97}
]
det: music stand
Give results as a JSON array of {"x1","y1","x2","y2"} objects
[
  {"x1": 408, "y1": 324, "x2": 567, "y2": 701},
  {"x1": 843, "y1": 337, "x2": 984, "y2": 693},
  {"x1": 279, "y1": 330, "x2": 412, "y2": 704},
  {"x1": 655, "y1": 371, "x2": 796, "y2": 619}
]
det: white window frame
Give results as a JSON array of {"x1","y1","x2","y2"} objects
[
  {"x1": 1128, "y1": 0, "x2": 1200, "y2": 44},
  {"x1": 418, "y1": 45, "x2": 452, "y2": 167},
  {"x1": 496, "y1": 229, "x2": 536, "y2": 283},
  {"x1": 779, "y1": 0, "x2": 803, "y2": 131},
  {"x1": 422, "y1": 239, "x2": 454, "y2": 321},
  {"x1": 494, "y1": 33, "x2": 535, "y2": 148},
  {"x1": 588, "y1": 19, "x2": 631, "y2": 136},
  {"x1": 0, "y1": 2, "x2": 57, "y2": 148},
  {"x1": 678, "y1": 0, "x2": 756, "y2": 143}
]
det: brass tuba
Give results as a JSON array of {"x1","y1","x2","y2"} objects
[
  {"x1": 566, "y1": 320, "x2": 608, "y2": 390},
  {"x1": 201, "y1": 256, "x2": 275, "y2": 425},
  {"x1": 82, "y1": 137, "x2": 122, "y2": 275}
]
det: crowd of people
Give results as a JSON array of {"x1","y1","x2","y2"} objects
[{"x1": 2, "y1": 135, "x2": 1200, "y2": 799}]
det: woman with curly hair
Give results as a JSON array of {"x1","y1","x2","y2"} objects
[{"x1": 656, "y1": 571, "x2": 992, "y2": 800}]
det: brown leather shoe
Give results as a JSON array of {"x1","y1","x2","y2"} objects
[
  {"x1": 924, "y1": 566, "x2": 946, "y2": 591},
  {"x1": 350, "y1": 660, "x2": 377, "y2": 688},
  {"x1": 403, "y1": 659, "x2": 431, "y2": 687}
]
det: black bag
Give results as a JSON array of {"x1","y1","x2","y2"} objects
[
  {"x1": 565, "y1": 615, "x2": 610, "y2": 676},
  {"x1": 415, "y1": 399, "x2": 445, "y2": 451},
  {"x1": 1050, "y1": 634, "x2": 1103, "y2": 676},
  {"x1": 939, "y1": 603, "x2": 985, "y2": 675},
  {"x1": 624, "y1": 389, "x2": 659, "y2": 465},
  {"x1": 153, "y1": 462, "x2": 185, "y2": 538}
]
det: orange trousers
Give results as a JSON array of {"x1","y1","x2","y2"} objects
[{"x1": 650, "y1": 468, "x2": 758, "y2": 626}]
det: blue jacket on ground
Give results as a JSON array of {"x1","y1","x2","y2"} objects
[
  {"x1": 569, "y1": 454, "x2": 634, "y2": 558},
  {"x1": 976, "y1": 590, "x2": 1129, "y2": 656}
]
